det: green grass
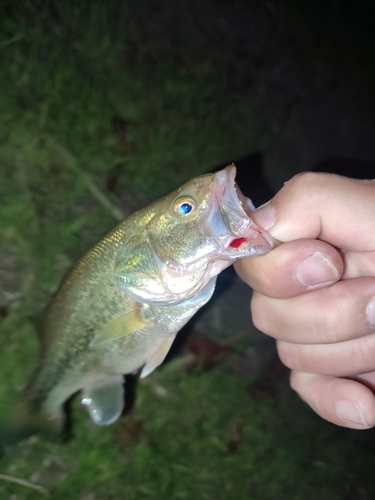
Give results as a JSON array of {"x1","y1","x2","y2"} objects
[
  {"x1": 0, "y1": 0, "x2": 265, "y2": 309},
  {"x1": 0, "y1": 0, "x2": 264, "y2": 335},
  {"x1": 1, "y1": 366, "x2": 374, "y2": 500},
  {"x1": 0, "y1": 1, "x2": 375, "y2": 499}
]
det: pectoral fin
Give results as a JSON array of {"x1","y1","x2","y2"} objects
[
  {"x1": 90, "y1": 309, "x2": 147, "y2": 347},
  {"x1": 140, "y1": 336, "x2": 175, "y2": 379},
  {"x1": 81, "y1": 375, "x2": 124, "y2": 425}
]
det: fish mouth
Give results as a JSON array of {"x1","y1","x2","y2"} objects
[{"x1": 213, "y1": 164, "x2": 275, "y2": 255}]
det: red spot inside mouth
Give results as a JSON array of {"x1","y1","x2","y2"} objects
[{"x1": 229, "y1": 237, "x2": 247, "y2": 248}]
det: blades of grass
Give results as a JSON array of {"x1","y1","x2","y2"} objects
[{"x1": 0, "y1": 473, "x2": 49, "y2": 495}]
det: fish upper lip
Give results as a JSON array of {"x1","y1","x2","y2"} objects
[
  {"x1": 215, "y1": 164, "x2": 275, "y2": 251},
  {"x1": 215, "y1": 165, "x2": 253, "y2": 236},
  {"x1": 215, "y1": 165, "x2": 248, "y2": 214}
]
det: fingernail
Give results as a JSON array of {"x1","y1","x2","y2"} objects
[
  {"x1": 254, "y1": 202, "x2": 276, "y2": 230},
  {"x1": 366, "y1": 296, "x2": 375, "y2": 327},
  {"x1": 296, "y1": 253, "x2": 339, "y2": 289},
  {"x1": 336, "y1": 400, "x2": 370, "y2": 428}
]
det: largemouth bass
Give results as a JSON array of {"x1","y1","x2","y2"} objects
[{"x1": 22, "y1": 165, "x2": 275, "y2": 430}]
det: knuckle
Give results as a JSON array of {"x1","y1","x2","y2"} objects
[
  {"x1": 289, "y1": 370, "x2": 302, "y2": 392},
  {"x1": 287, "y1": 171, "x2": 320, "y2": 190},
  {"x1": 250, "y1": 300, "x2": 266, "y2": 332},
  {"x1": 250, "y1": 294, "x2": 275, "y2": 335},
  {"x1": 355, "y1": 334, "x2": 375, "y2": 372},
  {"x1": 313, "y1": 306, "x2": 340, "y2": 343},
  {"x1": 286, "y1": 171, "x2": 334, "y2": 201},
  {"x1": 276, "y1": 340, "x2": 297, "y2": 369}
]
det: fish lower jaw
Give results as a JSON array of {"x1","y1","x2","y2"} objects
[
  {"x1": 126, "y1": 287, "x2": 204, "y2": 306},
  {"x1": 225, "y1": 224, "x2": 275, "y2": 254},
  {"x1": 222, "y1": 238, "x2": 273, "y2": 259}
]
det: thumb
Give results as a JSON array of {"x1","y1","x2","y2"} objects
[{"x1": 253, "y1": 172, "x2": 375, "y2": 252}]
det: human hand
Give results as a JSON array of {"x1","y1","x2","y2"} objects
[{"x1": 235, "y1": 172, "x2": 375, "y2": 429}]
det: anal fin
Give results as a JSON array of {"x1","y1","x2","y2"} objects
[
  {"x1": 81, "y1": 375, "x2": 124, "y2": 425},
  {"x1": 140, "y1": 336, "x2": 175, "y2": 379}
]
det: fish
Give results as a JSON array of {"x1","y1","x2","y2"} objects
[{"x1": 14, "y1": 164, "x2": 275, "y2": 434}]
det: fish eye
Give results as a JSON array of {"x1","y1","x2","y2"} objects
[{"x1": 173, "y1": 196, "x2": 196, "y2": 216}]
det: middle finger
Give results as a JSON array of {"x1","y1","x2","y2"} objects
[{"x1": 251, "y1": 277, "x2": 375, "y2": 344}]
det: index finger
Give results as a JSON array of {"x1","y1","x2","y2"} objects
[{"x1": 253, "y1": 172, "x2": 375, "y2": 252}]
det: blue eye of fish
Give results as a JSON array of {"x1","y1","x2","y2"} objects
[
  {"x1": 180, "y1": 202, "x2": 192, "y2": 214},
  {"x1": 173, "y1": 196, "x2": 196, "y2": 216}
]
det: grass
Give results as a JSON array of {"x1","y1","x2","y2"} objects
[
  {"x1": 0, "y1": 1, "x2": 375, "y2": 499},
  {"x1": 2, "y1": 366, "x2": 374, "y2": 500}
]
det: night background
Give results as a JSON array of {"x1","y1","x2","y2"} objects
[{"x1": 1, "y1": 0, "x2": 375, "y2": 498}]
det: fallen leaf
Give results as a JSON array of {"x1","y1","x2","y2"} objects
[{"x1": 186, "y1": 332, "x2": 233, "y2": 370}]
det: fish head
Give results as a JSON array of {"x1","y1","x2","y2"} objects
[{"x1": 139, "y1": 164, "x2": 276, "y2": 303}]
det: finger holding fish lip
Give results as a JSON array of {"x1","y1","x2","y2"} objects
[
  {"x1": 251, "y1": 277, "x2": 375, "y2": 344},
  {"x1": 235, "y1": 238, "x2": 343, "y2": 299},
  {"x1": 251, "y1": 172, "x2": 375, "y2": 251}
]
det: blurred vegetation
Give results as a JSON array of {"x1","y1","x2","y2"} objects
[{"x1": 0, "y1": 1, "x2": 375, "y2": 499}]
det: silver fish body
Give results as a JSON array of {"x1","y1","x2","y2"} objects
[{"x1": 26, "y1": 165, "x2": 275, "y2": 427}]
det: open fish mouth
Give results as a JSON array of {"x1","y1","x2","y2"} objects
[
  {"x1": 213, "y1": 164, "x2": 275, "y2": 254},
  {"x1": 215, "y1": 164, "x2": 254, "y2": 215}
]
